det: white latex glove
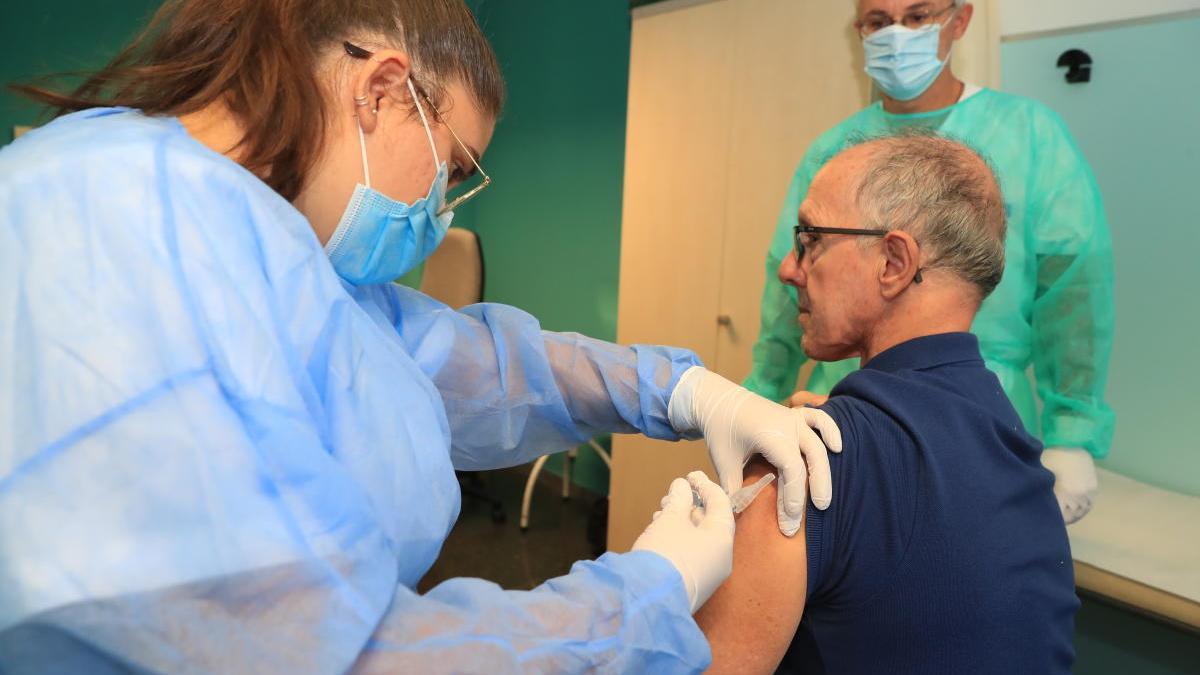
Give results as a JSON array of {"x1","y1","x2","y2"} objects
[
  {"x1": 1042, "y1": 447, "x2": 1098, "y2": 525},
  {"x1": 668, "y1": 366, "x2": 842, "y2": 537},
  {"x1": 632, "y1": 471, "x2": 735, "y2": 613}
]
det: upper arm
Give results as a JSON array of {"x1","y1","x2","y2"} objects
[{"x1": 695, "y1": 458, "x2": 809, "y2": 675}]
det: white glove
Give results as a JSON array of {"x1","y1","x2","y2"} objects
[
  {"x1": 668, "y1": 366, "x2": 842, "y2": 537},
  {"x1": 1042, "y1": 447, "x2": 1098, "y2": 525},
  {"x1": 632, "y1": 471, "x2": 735, "y2": 613}
]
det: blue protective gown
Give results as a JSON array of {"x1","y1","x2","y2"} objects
[{"x1": 0, "y1": 109, "x2": 710, "y2": 673}]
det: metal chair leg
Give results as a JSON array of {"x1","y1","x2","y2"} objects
[
  {"x1": 562, "y1": 448, "x2": 576, "y2": 500},
  {"x1": 520, "y1": 455, "x2": 549, "y2": 532},
  {"x1": 587, "y1": 439, "x2": 612, "y2": 469},
  {"x1": 521, "y1": 441, "x2": 610, "y2": 532}
]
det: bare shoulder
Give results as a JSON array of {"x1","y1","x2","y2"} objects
[{"x1": 695, "y1": 457, "x2": 808, "y2": 675}]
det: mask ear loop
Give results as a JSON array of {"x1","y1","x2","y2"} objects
[
  {"x1": 937, "y1": 6, "x2": 959, "y2": 65},
  {"x1": 407, "y1": 78, "x2": 441, "y2": 171},
  {"x1": 353, "y1": 94, "x2": 373, "y2": 189},
  {"x1": 355, "y1": 122, "x2": 372, "y2": 189},
  {"x1": 351, "y1": 79, "x2": 440, "y2": 193}
]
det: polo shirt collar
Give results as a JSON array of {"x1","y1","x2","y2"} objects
[{"x1": 861, "y1": 332, "x2": 983, "y2": 374}]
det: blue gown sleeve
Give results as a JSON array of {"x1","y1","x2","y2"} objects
[
  {"x1": 358, "y1": 284, "x2": 703, "y2": 471},
  {"x1": 1028, "y1": 112, "x2": 1116, "y2": 457},
  {"x1": 356, "y1": 551, "x2": 709, "y2": 673},
  {"x1": 4, "y1": 533, "x2": 708, "y2": 674}
]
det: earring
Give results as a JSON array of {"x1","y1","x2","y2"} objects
[{"x1": 354, "y1": 94, "x2": 378, "y2": 116}]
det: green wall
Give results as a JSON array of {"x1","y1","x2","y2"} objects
[
  {"x1": 0, "y1": 1, "x2": 161, "y2": 139},
  {"x1": 464, "y1": 0, "x2": 628, "y2": 342},
  {"x1": 463, "y1": 0, "x2": 633, "y2": 494}
]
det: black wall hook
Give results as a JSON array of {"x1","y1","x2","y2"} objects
[{"x1": 1057, "y1": 49, "x2": 1093, "y2": 83}]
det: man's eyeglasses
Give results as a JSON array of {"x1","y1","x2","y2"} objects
[
  {"x1": 854, "y1": 2, "x2": 957, "y2": 37},
  {"x1": 793, "y1": 224, "x2": 924, "y2": 282},
  {"x1": 343, "y1": 41, "x2": 491, "y2": 215}
]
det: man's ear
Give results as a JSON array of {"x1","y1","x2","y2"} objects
[
  {"x1": 949, "y1": 3, "x2": 974, "y2": 40},
  {"x1": 878, "y1": 231, "x2": 922, "y2": 299},
  {"x1": 350, "y1": 49, "x2": 413, "y2": 134}
]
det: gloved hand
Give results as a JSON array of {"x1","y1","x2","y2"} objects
[
  {"x1": 1042, "y1": 447, "x2": 1098, "y2": 524},
  {"x1": 632, "y1": 471, "x2": 735, "y2": 613},
  {"x1": 668, "y1": 366, "x2": 842, "y2": 537}
]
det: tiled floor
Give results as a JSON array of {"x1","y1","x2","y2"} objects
[{"x1": 418, "y1": 466, "x2": 605, "y2": 592}]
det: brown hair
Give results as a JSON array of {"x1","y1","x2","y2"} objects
[{"x1": 12, "y1": 0, "x2": 504, "y2": 201}]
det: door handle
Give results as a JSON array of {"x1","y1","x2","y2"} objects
[{"x1": 716, "y1": 314, "x2": 739, "y2": 342}]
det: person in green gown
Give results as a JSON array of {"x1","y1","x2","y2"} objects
[{"x1": 745, "y1": 0, "x2": 1114, "y2": 524}]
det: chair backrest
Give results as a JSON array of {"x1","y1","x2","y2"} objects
[{"x1": 419, "y1": 227, "x2": 485, "y2": 309}]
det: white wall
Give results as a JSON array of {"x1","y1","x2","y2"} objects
[
  {"x1": 999, "y1": 0, "x2": 1200, "y2": 37},
  {"x1": 954, "y1": 0, "x2": 1000, "y2": 88}
]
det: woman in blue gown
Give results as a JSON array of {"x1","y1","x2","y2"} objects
[{"x1": 0, "y1": 0, "x2": 840, "y2": 672}]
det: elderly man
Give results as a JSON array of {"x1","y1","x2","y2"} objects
[
  {"x1": 697, "y1": 133, "x2": 1078, "y2": 674},
  {"x1": 746, "y1": 0, "x2": 1115, "y2": 525}
]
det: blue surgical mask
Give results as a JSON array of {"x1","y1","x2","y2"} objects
[
  {"x1": 863, "y1": 22, "x2": 951, "y2": 102},
  {"x1": 325, "y1": 79, "x2": 453, "y2": 286}
]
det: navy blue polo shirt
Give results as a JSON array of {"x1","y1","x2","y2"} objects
[{"x1": 778, "y1": 333, "x2": 1078, "y2": 674}]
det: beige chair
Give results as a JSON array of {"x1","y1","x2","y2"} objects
[{"x1": 420, "y1": 227, "x2": 485, "y2": 310}]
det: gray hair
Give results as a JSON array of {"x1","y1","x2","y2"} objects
[
  {"x1": 846, "y1": 130, "x2": 1006, "y2": 300},
  {"x1": 851, "y1": 0, "x2": 964, "y2": 6}
]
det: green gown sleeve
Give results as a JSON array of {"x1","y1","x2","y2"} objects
[{"x1": 1029, "y1": 112, "x2": 1116, "y2": 458}]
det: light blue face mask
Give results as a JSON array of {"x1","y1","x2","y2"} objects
[
  {"x1": 325, "y1": 79, "x2": 453, "y2": 286},
  {"x1": 863, "y1": 19, "x2": 953, "y2": 102}
]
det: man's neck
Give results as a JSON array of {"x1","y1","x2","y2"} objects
[
  {"x1": 881, "y1": 69, "x2": 964, "y2": 115},
  {"x1": 859, "y1": 289, "x2": 977, "y2": 363}
]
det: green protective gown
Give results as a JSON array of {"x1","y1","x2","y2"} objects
[{"x1": 744, "y1": 88, "x2": 1115, "y2": 457}]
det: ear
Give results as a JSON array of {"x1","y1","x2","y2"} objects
[
  {"x1": 949, "y1": 3, "x2": 974, "y2": 40},
  {"x1": 350, "y1": 49, "x2": 413, "y2": 134},
  {"x1": 878, "y1": 231, "x2": 922, "y2": 299}
]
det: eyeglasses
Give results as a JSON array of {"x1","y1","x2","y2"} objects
[
  {"x1": 343, "y1": 41, "x2": 491, "y2": 215},
  {"x1": 793, "y1": 224, "x2": 924, "y2": 282},
  {"x1": 854, "y1": 3, "x2": 957, "y2": 37}
]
